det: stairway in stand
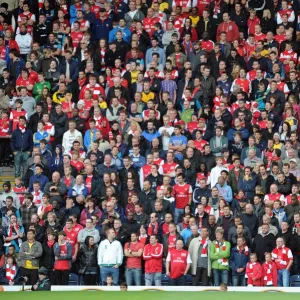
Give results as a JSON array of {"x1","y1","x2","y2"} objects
[{"x1": 0, "y1": 167, "x2": 15, "y2": 193}]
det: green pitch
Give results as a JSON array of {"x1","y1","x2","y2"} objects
[{"x1": 2, "y1": 291, "x2": 300, "y2": 300}]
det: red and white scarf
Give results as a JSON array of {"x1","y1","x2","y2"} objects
[
  {"x1": 19, "y1": 125, "x2": 26, "y2": 133},
  {"x1": 199, "y1": 237, "x2": 208, "y2": 257},
  {"x1": 264, "y1": 262, "x2": 273, "y2": 285},
  {"x1": 6, "y1": 264, "x2": 16, "y2": 281},
  {"x1": 148, "y1": 222, "x2": 159, "y2": 236},
  {"x1": 8, "y1": 223, "x2": 19, "y2": 237},
  {"x1": 215, "y1": 241, "x2": 228, "y2": 266},
  {"x1": 237, "y1": 245, "x2": 249, "y2": 256},
  {"x1": 33, "y1": 191, "x2": 42, "y2": 205}
]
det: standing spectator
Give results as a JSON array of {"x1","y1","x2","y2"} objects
[
  {"x1": 188, "y1": 227, "x2": 212, "y2": 286},
  {"x1": 271, "y1": 237, "x2": 293, "y2": 287},
  {"x1": 230, "y1": 237, "x2": 250, "y2": 286},
  {"x1": 245, "y1": 253, "x2": 262, "y2": 286},
  {"x1": 78, "y1": 236, "x2": 98, "y2": 285},
  {"x1": 143, "y1": 234, "x2": 163, "y2": 286},
  {"x1": 19, "y1": 194, "x2": 38, "y2": 230},
  {"x1": 166, "y1": 239, "x2": 192, "y2": 285},
  {"x1": 54, "y1": 231, "x2": 72, "y2": 285},
  {"x1": 10, "y1": 116, "x2": 33, "y2": 178},
  {"x1": 262, "y1": 252, "x2": 278, "y2": 287},
  {"x1": 98, "y1": 228, "x2": 123, "y2": 285},
  {"x1": 209, "y1": 229, "x2": 230, "y2": 286},
  {"x1": 18, "y1": 229, "x2": 43, "y2": 285},
  {"x1": 124, "y1": 232, "x2": 144, "y2": 286}
]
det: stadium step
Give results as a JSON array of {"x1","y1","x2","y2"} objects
[{"x1": 0, "y1": 167, "x2": 15, "y2": 193}]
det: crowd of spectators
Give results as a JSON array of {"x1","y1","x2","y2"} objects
[{"x1": 0, "y1": 0, "x2": 300, "y2": 289}]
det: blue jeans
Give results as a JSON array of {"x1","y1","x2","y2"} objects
[
  {"x1": 174, "y1": 208, "x2": 184, "y2": 224},
  {"x1": 232, "y1": 274, "x2": 246, "y2": 286},
  {"x1": 277, "y1": 269, "x2": 290, "y2": 287},
  {"x1": 213, "y1": 269, "x2": 228, "y2": 286},
  {"x1": 125, "y1": 268, "x2": 142, "y2": 286},
  {"x1": 14, "y1": 151, "x2": 29, "y2": 177},
  {"x1": 145, "y1": 272, "x2": 161, "y2": 286},
  {"x1": 170, "y1": 275, "x2": 186, "y2": 286},
  {"x1": 100, "y1": 266, "x2": 119, "y2": 285}
]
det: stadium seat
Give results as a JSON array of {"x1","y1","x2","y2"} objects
[
  {"x1": 161, "y1": 274, "x2": 170, "y2": 285},
  {"x1": 290, "y1": 275, "x2": 300, "y2": 287},
  {"x1": 69, "y1": 273, "x2": 79, "y2": 285}
]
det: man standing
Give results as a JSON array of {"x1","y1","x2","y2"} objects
[
  {"x1": 143, "y1": 234, "x2": 163, "y2": 286},
  {"x1": 10, "y1": 115, "x2": 33, "y2": 178},
  {"x1": 19, "y1": 229, "x2": 43, "y2": 285},
  {"x1": 98, "y1": 228, "x2": 123, "y2": 285},
  {"x1": 209, "y1": 229, "x2": 230, "y2": 286},
  {"x1": 62, "y1": 120, "x2": 83, "y2": 154},
  {"x1": 272, "y1": 237, "x2": 293, "y2": 287},
  {"x1": 124, "y1": 232, "x2": 144, "y2": 286},
  {"x1": 166, "y1": 239, "x2": 192, "y2": 286},
  {"x1": 189, "y1": 227, "x2": 212, "y2": 286}
]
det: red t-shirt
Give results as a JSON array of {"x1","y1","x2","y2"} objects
[
  {"x1": 173, "y1": 183, "x2": 192, "y2": 209},
  {"x1": 168, "y1": 248, "x2": 190, "y2": 279},
  {"x1": 65, "y1": 229, "x2": 78, "y2": 255},
  {"x1": 124, "y1": 242, "x2": 144, "y2": 268}
]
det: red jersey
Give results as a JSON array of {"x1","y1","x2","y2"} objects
[
  {"x1": 70, "y1": 160, "x2": 84, "y2": 172},
  {"x1": 58, "y1": 19, "x2": 70, "y2": 31},
  {"x1": 65, "y1": 228, "x2": 79, "y2": 255},
  {"x1": 18, "y1": 12, "x2": 35, "y2": 23},
  {"x1": 91, "y1": 5, "x2": 100, "y2": 18},
  {"x1": 194, "y1": 139, "x2": 208, "y2": 153},
  {"x1": 246, "y1": 262, "x2": 262, "y2": 286},
  {"x1": 232, "y1": 78, "x2": 250, "y2": 93},
  {"x1": 167, "y1": 248, "x2": 191, "y2": 279},
  {"x1": 254, "y1": 32, "x2": 266, "y2": 44},
  {"x1": 70, "y1": 31, "x2": 84, "y2": 49},
  {"x1": 247, "y1": 17, "x2": 260, "y2": 35},
  {"x1": 9, "y1": 109, "x2": 27, "y2": 131},
  {"x1": 173, "y1": 183, "x2": 192, "y2": 209},
  {"x1": 82, "y1": 99, "x2": 93, "y2": 111},
  {"x1": 13, "y1": 186, "x2": 27, "y2": 205},
  {"x1": 79, "y1": 83, "x2": 105, "y2": 100},
  {"x1": 0, "y1": 45, "x2": 7, "y2": 60},
  {"x1": 173, "y1": 16, "x2": 185, "y2": 31},
  {"x1": 280, "y1": 50, "x2": 297, "y2": 73},
  {"x1": 274, "y1": 34, "x2": 286, "y2": 45},
  {"x1": 197, "y1": 0, "x2": 211, "y2": 15},
  {"x1": 85, "y1": 175, "x2": 93, "y2": 195},
  {"x1": 187, "y1": 121, "x2": 198, "y2": 133},
  {"x1": 54, "y1": 243, "x2": 70, "y2": 270},
  {"x1": 0, "y1": 117, "x2": 9, "y2": 136},
  {"x1": 271, "y1": 246, "x2": 293, "y2": 270},
  {"x1": 161, "y1": 162, "x2": 178, "y2": 178},
  {"x1": 16, "y1": 76, "x2": 34, "y2": 88},
  {"x1": 143, "y1": 243, "x2": 163, "y2": 273},
  {"x1": 141, "y1": 164, "x2": 152, "y2": 181},
  {"x1": 245, "y1": 42, "x2": 256, "y2": 59},
  {"x1": 143, "y1": 17, "x2": 160, "y2": 37},
  {"x1": 172, "y1": 0, "x2": 191, "y2": 17},
  {"x1": 93, "y1": 115, "x2": 110, "y2": 138},
  {"x1": 167, "y1": 234, "x2": 177, "y2": 250},
  {"x1": 200, "y1": 39, "x2": 214, "y2": 52}
]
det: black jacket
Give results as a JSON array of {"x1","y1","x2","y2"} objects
[
  {"x1": 28, "y1": 111, "x2": 43, "y2": 133},
  {"x1": 78, "y1": 238, "x2": 98, "y2": 272},
  {"x1": 253, "y1": 233, "x2": 276, "y2": 262},
  {"x1": 50, "y1": 112, "x2": 68, "y2": 139},
  {"x1": 241, "y1": 213, "x2": 259, "y2": 238},
  {"x1": 41, "y1": 242, "x2": 55, "y2": 269},
  {"x1": 122, "y1": 219, "x2": 140, "y2": 237},
  {"x1": 33, "y1": 22, "x2": 51, "y2": 46},
  {"x1": 196, "y1": 18, "x2": 214, "y2": 39}
]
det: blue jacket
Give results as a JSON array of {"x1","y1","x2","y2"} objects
[
  {"x1": 29, "y1": 174, "x2": 49, "y2": 192},
  {"x1": 10, "y1": 127, "x2": 33, "y2": 152},
  {"x1": 69, "y1": 5, "x2": 79, "y2": 24},
  {"x1": 227, "y1": 127, "x2": 249, "y2": 142},
  {"x1": 9, "y1": 57, "x2": 25, "y2": 79},
  {"x1": 238, "y1": 175, "x2": 257, "y2": 199},
  {"x1": 68, "y1": 184, "x2": 88, "y2": 198},
  {"x1": 84, "y1": 129, "x2": 98, "y2": 150},
  {"x1": 215, "y1": 183, "x2": 233, "y2": 203},
  {"x1": 59, "y1": 58, "x2": 79, "y2": 81},
  {"x1": 145, "y1": 47, "x2": 166, "y2": 66},
  {"x1": 109, "y1": 26, "x2": 132, "y2": 43},
  {"x1": 181, "y1": 227, "x2": 192, "y2": 245},
  {"x1": 111, "y1": 2, "x2": 128, "y2": 19},
  {"x1": 91, "y1": 18, "x2": 112, "y2": 41},
  {"x1": 229, "y1": 246, "x2": 250, "y2": 275},
  {"x1": 273, "y1": 207, "x2": 286, "y2": 228},
  {"x1": 129, "y1": 154, "x2": 146, "y2": 172}
]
